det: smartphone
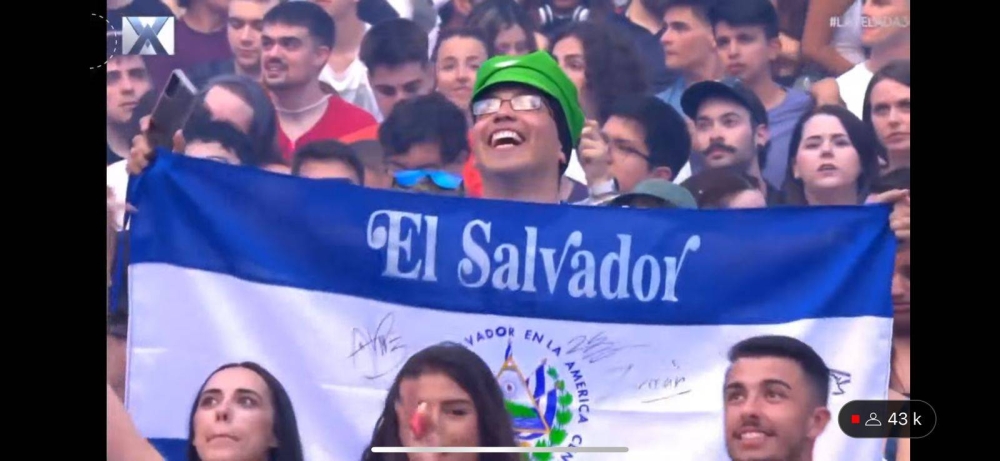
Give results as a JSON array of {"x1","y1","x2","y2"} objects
[{"x1": 147, "y1": 69, "x2": 199, "y2": 149}]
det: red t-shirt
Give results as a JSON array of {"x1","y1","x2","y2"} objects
[
  {"x1": 277, "y1": 97, "x2": 379, "y2": 161},
  {"x1": 462, "y1": 131, "x2": 483, "y2": 197}
]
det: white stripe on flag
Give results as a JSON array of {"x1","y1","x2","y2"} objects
[{"x1": 129, "y1": 263, "x2": 892, "y2": 461}]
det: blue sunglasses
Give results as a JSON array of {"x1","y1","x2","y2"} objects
[{"x1": 393, "y1": 170, "x2": 463, "y2": 190}]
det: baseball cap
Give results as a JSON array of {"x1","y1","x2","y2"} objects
[
  {"x1": 680, "y1": 78, "x2": 768, "y2": 127},
  {"x1": 471, "y1": 51, "x2": 585, "y2": 160},
  {"x1": 608, "y1": 179, "x2": 699, "y2": 209}
]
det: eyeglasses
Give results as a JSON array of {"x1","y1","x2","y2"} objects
[
  {"x1": 392, "y1": 170, "x2": 463, "y2": 190},
  {"x1": 471, "y1": 94, "x2": 544, "y2": 116}
]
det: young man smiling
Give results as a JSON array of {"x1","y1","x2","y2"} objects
[
  {"x1": 723, "y1": 335, "x2": 832, "y2": 461},
  {"x1": 468, "y1": 51, "x2": 585, "y2": 204},
  {"x1": 260, "y1": 1, "x2": 378, "y2": 159}
]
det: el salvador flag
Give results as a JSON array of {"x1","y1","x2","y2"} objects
[{"x1": 126, "y1": 153, "x2": 895, "y2": 461}]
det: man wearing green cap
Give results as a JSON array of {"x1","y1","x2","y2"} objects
[{"x1": 469, "y1": 51, "x2": 585, "y2": 204}]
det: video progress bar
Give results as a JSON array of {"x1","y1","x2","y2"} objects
[{"x1": 372, "y1": 447, "x2": 629, "y2": 453}]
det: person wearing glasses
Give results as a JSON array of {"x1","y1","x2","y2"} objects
[
  {"x1": 575, "y1": 94, "x2": 691, "y2": 205},
  {"x1": 378, "y1": 93, "x2": 469, "y2": 196},
  {"x1": 468, "y1": 51, "x2": 584, "y2": 204}
]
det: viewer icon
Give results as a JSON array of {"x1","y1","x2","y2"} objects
[{"x1": 865, "y1": 413, "x2": 881, "y2": 427}]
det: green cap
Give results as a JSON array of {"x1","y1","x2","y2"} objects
[
  {"x1": 609, "y1": 179, "x2": 699, "y2": 209},
  {"x1": 472, "y1": 51, "x2": 585, "y2": 153}
]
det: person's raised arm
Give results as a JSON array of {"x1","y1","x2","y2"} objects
[
  {"x1": 107, "y1": 384, "x2": 165, "y2": 461},
  {"x1": 801, "y1": 0, "x2": 857, "y2": 76}
]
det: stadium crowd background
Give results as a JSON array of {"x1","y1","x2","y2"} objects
[{"x1": 106, "y1": 0, "x2": 911, "y2": 459}]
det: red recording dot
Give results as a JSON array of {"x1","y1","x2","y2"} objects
[{"x1": 851, "y1": 414, "x2": 861, "y2": 424}]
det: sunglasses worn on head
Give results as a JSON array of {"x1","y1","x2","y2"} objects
[
  {"x1": 472, "y1": 94, "x2": 544, "y2": 116},
  {"x1": 393, "y1": 170, "x2": 463, "y2": 190}
]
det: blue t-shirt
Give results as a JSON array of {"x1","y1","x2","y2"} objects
[
  {"x1": 884, "y1": 438, "x2": 898, "y2": 461},
  {"x1": 655, "y1": 77, "x2": 687, "y2": 117},
  {"x1": 150, "y1": 438, "x2": 187, "y2": 461},
  {"x1": 761, "y1": 88, "x2": 814, "y2": 190}
]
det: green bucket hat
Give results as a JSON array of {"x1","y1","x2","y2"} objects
[
  {"x1": 609, "y1": 179, "x2": 699, "y2": 209},
  {"x1": 471, "y1": 51, "x2": 585, "y2": 158}
]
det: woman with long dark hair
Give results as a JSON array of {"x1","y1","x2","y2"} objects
[
  {"x1": 783, "y1": 105, "x2": 880, "y2": 206},
  {"x1": 862, "y1": 59, "x2": 909, "y2": 174},
  {"x1": 362, "y1": 342, "x2": 520, "y2": 461},
  {"x1": 548, "y1": 21, "x2": 647, "y2": 122},
  {"x1": 108, "y1": 362, "x2": 305, "y2": 461}
]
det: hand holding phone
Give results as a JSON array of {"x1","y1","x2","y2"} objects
[
  {"x1": 127, "y1": 116, "x2": 188, "y2": 175},
  {"x1": 147, "y1": 70, "x2": 198, "y2": 149},
  {"x1": 127, "y1": 70, "x2": 197, "y2": 175}
]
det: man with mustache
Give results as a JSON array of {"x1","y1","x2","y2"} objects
[
  {"x1": 723, "y1": 335, "x2": 832, "y2": 461},
  {"x1": 186, "y1": 0, "x2": 281, "y2": 89},
  {"x1": 261, "y1": 1, "x2": 379, "y2": 160},
  {"x1": 469, "y1": 51, "x2": 584, "y2": 203},
  {"x1": 681, "y1": 78, "x2": 782, "y2": 204},
  {"x1": 710, "y1": 0, "x2": 813, "y2": 192}
]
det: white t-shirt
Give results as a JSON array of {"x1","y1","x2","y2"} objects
[
  {"x1": 386, "y1": 0, "x2": 413, "y2": 18},
  {"x1": 319, "y1": 24, "x2": 383, "y2": 121},
  {"x1": 107, "y1": 159, "x2": 129, "y2": 230},
  {"x1": 836, "y1": 62, "x2": 874, "y2": 119},
  {"x1": 564, "y1": 149, "x2": 586, "y2": 185},
  {"x1": 832, "y1": 0, "x2": 866, "y2": 65},
  {"x1": 427, "y1": 15, "x2": 441, "y2": 59},
  {"x1": 673, "y1": 161, "x2": 692, "y2": 184}
]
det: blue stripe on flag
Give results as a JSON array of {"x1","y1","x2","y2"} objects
[
  {"x1": 128, "y1": 153, "x2": 895, "y2": 326},
  {"x1": 150, "y1": 438, "x2": 187, "y2": 461},
  {"x1": 532, "y1": 363, "x2": 545, "y2": 400}
]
